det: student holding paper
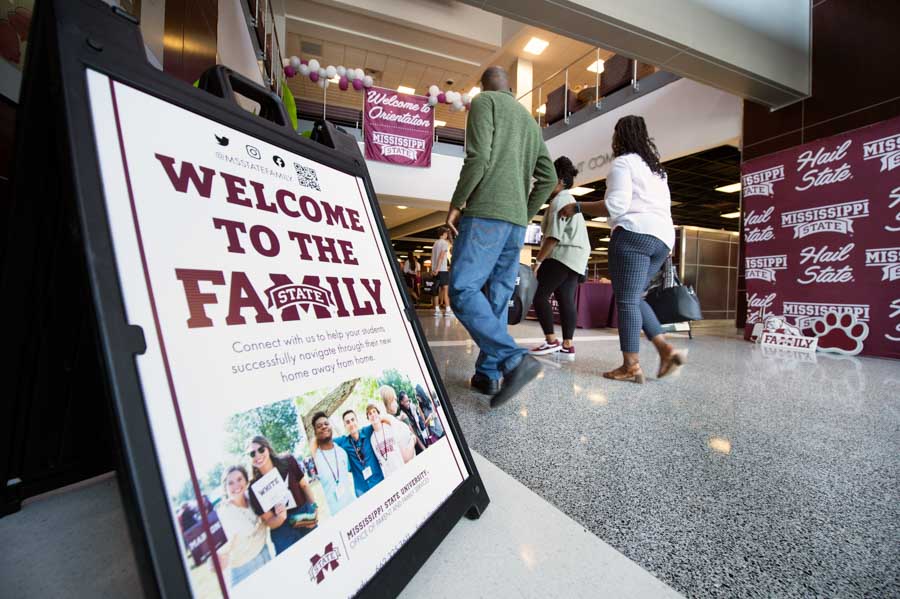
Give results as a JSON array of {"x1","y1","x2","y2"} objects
[{"x1": 247, "y1": 436, "x2": 318, "y2": 555}]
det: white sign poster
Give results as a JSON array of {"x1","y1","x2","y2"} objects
[{"x1": 86, "y1": 70, "x2": 468, "y2": 598}]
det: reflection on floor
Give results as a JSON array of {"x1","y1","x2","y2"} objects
[{"x1": 421, "y1": 312, "x2": 900, "y2": 598}]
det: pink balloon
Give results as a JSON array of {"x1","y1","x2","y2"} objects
[
  {"x1": 352, "y1": 78, "x2": 364, "y2": 91},
  {"x1": 437, "y1": 92, "x2": 446, "y2": 103},
  {"x1": 339, "y1": 76, "x2": 349, "y2": 91},
  {"x1": 309, "y1": 70, "x2": 319, "y2": 82},
  {"x1": 283, "y1": 65, "x2": 296, "y2": 78},
  {"x1": 300, "y1": 59, "x2": 308, "y2": 65}
]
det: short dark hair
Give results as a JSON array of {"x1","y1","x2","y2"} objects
[
  {"x1": 341, "y1": 409, "x2": 356, "y2": 421},
  {"x1": 311, "y1": 411, "x2": 329, "y2": 427},
  {"x1": 554, "y1": 156, "x2": 579, "y2": 189}
]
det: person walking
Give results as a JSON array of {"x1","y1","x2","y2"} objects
[
  {"x1": 431, "y1": 228, "x2": 452, "y2": 316},
  {"x1": 445, "y1": 66, "x2": 556, "y2": 407},
  {"x1": 403, "y1": 254, "x2": 420, "y2": 302},
  {"x1": 558, "y1": 115, "x2": 685, "y2": 383},
  {"x1": 529, "y1": 156, "x2": 590, "y2": 362}
]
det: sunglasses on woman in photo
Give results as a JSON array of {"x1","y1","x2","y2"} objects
[{"x1": 248, "y1": 447, "x2": 268, "y2": 458}]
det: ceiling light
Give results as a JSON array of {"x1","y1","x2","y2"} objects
[
  {"x1": 540, "y1": 203, "x2": 549, "y2": 210},
  {"x1": 599, "y1": 236, "x2": 610, "y2": 242},
  {"x1": 715, "y1": 182, "x2": 742, "y2": 193},
  {"x1": 586, "y1": 59, "x2": 604, "y2": 73},
  {"x1": 569, "y1": 187, "x2": 592, "y2": 196},
  {"x1": 721, "y1": 211, "x2": 741, "y2": 219},
  {"x1": 670, "y1": 200, "x2": 683, "y2": 206},
  {"x1": 397, "y1": 205, "x2": 408, "y2": 210},
  {"x1": 329, "y1": 75, "x2": 341, "y2": 83},
  {"x1": 536, "y1": 104, "x2": 546, "y2": 115},
  {"x1": 397, "y1": 85, "x2": 416, "y2": 95},
  {"x1": 591, "y1": 216, "x2": 607, "y2": 222},
  {"x1": 523, "y1": 37, "x2": 549, "y2": 55},
  {"x1": 595, "y1": 248, "x2": 607, "y2": 252},
  {"x1": 434, "y1": 119, "x2": 447, "y2": 127},
  {"x1": 468, "y1": 87, "x2": 480, "y2": 97}
]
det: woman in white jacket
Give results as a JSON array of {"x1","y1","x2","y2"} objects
[{"x1": 558, "y1": 115, "x2": 685, "y2": 383}]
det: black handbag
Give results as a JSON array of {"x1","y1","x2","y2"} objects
[
  {"x1": 645, "y1": 258, "x2": 703, "y2": 324},
  {"x1": 422, "y1": 275, "x2": 439, "y2": 296}
]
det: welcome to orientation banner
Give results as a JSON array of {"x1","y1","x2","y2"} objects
[
  {"x1": 364, "y1": 86, "x2": 434, "y2": 167},
  {"x1": 742, "y1": 114, "x2": 900, "y2": 359},
  {"x1": 86, "y1": 70, "x2": 468, "y2": 598}
]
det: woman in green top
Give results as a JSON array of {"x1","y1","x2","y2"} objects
[{"x1": 529, "y1": 157, "x2": 591, "y2": 361}]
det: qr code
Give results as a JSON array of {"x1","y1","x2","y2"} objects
[{"x1": 294, "y1": 163, "x2": 321, "y2": 191}]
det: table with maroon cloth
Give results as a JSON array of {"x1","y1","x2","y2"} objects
[{"x1": 526, "y1": 281, "x2": 617, "y2": 329}]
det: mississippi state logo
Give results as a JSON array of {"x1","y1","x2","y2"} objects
[
  {"x1": 794, "y1": 140, "x2": 852, "y2": 192},
  {"x1": 863, "y1": 132, "x2": 900, "y2": 172},
  {"x1": 309, "y1": 542, "x2": 342, "y2": 584},
  {"x1": 265, "y1": 282, "x2": 337, "y2": 318},
  {"x1": 742, "y1": 165, "x2": 784, "y2": 198},
  {"x1": 865, "y1": 247, "x2": 900, "y2": 281},
  {"x1": 745, "y1": 255, "x2": 787, "y2": 282},
  {"x1": 782, "y1": 301, "x2": 870, "y2": 331},
  {"x1": 744, "y1": 206, "x2": 775, "y2": 243},
  {"x1": 780, "y1": 199, "x2": 869, "y2": 239},
  {"x1": 797, "y1": 243, "x2": 855, "y2": 285}
]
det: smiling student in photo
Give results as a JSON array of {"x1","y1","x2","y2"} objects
[
  {"x1": 216, "y1": 466, "x2": 271, "y2": 587},
  {"x1": 310, "y1": 412, "x2": 355, "y2": 516}
]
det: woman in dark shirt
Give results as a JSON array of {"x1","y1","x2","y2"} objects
[{"x1": 246, "y1": 435, "x2": 318, "y2": 555}]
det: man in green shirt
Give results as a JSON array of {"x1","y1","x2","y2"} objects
[{"x1": 444, "y1": 66, "x2": 557, "y2": 407}]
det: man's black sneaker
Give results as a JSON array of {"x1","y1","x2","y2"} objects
[
  {"x1": 470, "y1": 372, "x2": 500, "y2": 395},
  {"x1": 490, "y1": 355, "x2": 542, "y2": 408}
]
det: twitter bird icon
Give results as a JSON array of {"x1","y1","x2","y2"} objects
[{"x1": 215, "y1": 135, "x2": 229, "y2": 146}]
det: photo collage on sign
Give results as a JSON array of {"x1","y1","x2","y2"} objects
[{"x1": 169, "y1": 370, "x2": 445, "y2": 594}]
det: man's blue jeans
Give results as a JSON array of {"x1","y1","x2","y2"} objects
[{"x1": 449, "y1": 216, "x2": 527, "y2": 381}]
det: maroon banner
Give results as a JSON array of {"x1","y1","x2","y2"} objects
[
  {"x1": 742, "y1": 114, "x2": 900, "y2": 359},
  {"x1": 364, "y1": 86, "x2": 433, "y2": 167}
]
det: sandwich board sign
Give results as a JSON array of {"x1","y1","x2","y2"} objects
[{"x1": 7, "y1": 1, "x2": 488, "y2": 597}]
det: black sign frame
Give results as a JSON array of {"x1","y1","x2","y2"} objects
[{"x1": 10, "y1": 1, "x2": 489, "y2": 597}]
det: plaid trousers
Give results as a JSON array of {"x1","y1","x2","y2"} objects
[{"x1": 609, "y1": 228, "x2": 671, "y2": 352}]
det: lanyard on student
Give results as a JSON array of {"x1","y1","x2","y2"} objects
[
  {"x1": 349, "y1": 436, "x2": 365, "y2": 464},
  {"x1": 321, "y1": 447, "x2": 340, "y2": 484}
]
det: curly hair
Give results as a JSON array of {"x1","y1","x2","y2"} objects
[
  {"x1": 553, "y1": 156, "x2": 579, "y2": 189},
  {"x1": 612, "y1": 115, "x2": 665, "y2": 177}
]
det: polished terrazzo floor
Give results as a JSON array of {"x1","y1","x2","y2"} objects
[{"x1": 421, "y1": 312, "x2": 900, "y2": 598}]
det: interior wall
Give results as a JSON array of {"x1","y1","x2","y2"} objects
[{"x1": 737, "y1": 0, "x2": 900, "y2": 328}]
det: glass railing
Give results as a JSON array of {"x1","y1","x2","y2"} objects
[{"x1": 518, "y1": 47, "x2": 656, "y2": 128}]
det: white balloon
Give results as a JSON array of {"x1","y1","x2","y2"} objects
[
  {"x1": 318, "y1": 68, "x2": 327, "y2": 79},
  {"x1": 428, "y1": 95, "x2": 439, "y2": 106},
  {"x1": 346, "y1": 68, "x2": 357, "y2": 81},
  {"x1": 355, "y1": 68, "x2": 365, "y2": 81},
  {"x1": 428, "y1": 85, "x2": 440, "y2": 96},
  {"x1": 452, "y1": 100, "x2": 464, "y2": 111},
  {"x1": 289, "y1": 56, "x2": 301, "y2": 70},
  {"x1": 318, "y1": 78, "x2": 328, "y2": 88},
  {"x1": 363, "y1": 75, "x2": 374, "y2": 88},
  {"x1": 308, "y1": 59, "x2": 320, "y2": 72},
  {"x1": 461, "y1": 93, "x2": 471, "y2": 104},
  {"x1": 336, "y1": 65, "x2": 346, "y2": 77},
  {"x1": 298, "y1": 64, "x2": 310, "y2": 76},
  {"x1": 325, "y1": 65, "x2": 337, "y2": 78}
]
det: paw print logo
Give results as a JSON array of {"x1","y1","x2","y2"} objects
[{"x1": 812, "y1": 312, "x2": 869, "y2": 356}]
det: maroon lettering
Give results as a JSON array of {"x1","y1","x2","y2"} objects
[
  {"x1": 287, "y1": 231, "x2": 315, "y2": 261},
  {"x1": 249, "y1": 224, "x2": 280, "y2": 257},
  {"x1": 249, "y1": 180, "x2": 278, "y2": 213},
  {"x1": 276, "y1": 189, "x2": 301, "y2": 218},
  {"x1": 155, "y1": 154, "x2": 215, "y2": 197},
  {"x1": 299, "y1": 195, "x2": 323, "y2": 222},
  {"x1": 220, "y1": 172, "x2": 252, "y2": 208},
  {"x1": 213, "y1": 218, "x2": 248, "y2": 254},
  {"x1": 326, "y1": 276, "x2": 351, "y2": 317},
  {"x1": 175, "y1": 269, "x2": 226, "y2": 328},
  {"x1": 226, "y1": 271, "x2": 275, "y2": 325}
]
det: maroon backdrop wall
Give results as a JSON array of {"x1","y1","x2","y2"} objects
[{"x1": 742, "y1": 114, "x2": 900, "y2": 359}]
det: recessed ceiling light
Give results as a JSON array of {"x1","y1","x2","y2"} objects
[
  {"x1": 434, "y1": 119, "x2": 447, "y2": 127},
  {"x1": 569, "y1": 187, "x2": 592, "y2": 196},
  {"x1": 670, "y1": 200, "x2": 683, "y2": 206},
  {"x1": 540, "y1": 203, "x2": 549, "y2": 210},
  {"x1": 397, "y1": 85, "x2": 416, "y2": 95},
  {"x1": 599, "y1": 236, "x2": 610, "y2": 242},
  {"x1": 523, "y1": 37, "x2": 549, "y2": 55},
  {"x1": 468, "y1": 87, "x2": 480, "y2": 97},
  {"x1": 536, "y1": 103, "x2": 546, "y2": 115},
  {"x1": 715, "y1": 182, "x2": 742, "y2": 193},
  {"x1": 591, "y1": 216, "x2": 607, "y2": 222},
  {"x1": 721, "y1": 211, "x2": 741, "y2": 219},
  {"x1": 595, "y1": 248, "x2": 608, "y2": 252},
  {"x1": 397, "y1": 205, "x2": 408, "y2": 210},
  {"x1": 586, "y1": 59, "x2": 604, "y2": 73}
]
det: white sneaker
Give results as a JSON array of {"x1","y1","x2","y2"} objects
[
  {"x1": 434, "y1": 308, "x2": 442, "y2": 316},
  {"x1": 444, "y1": 308, "x2": 453, "y2": 317},
  {"x1": 529, "y1": 340, "x2": 561, "y2": 355}
]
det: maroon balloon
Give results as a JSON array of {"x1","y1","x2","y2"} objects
[
  {"x1": 352, "y1": 78, "x2": 364, "y2": 91},
  {"x1": 339, "y1": 76, "x2": 349, "y2": 91},
  {"x1": 283, "y1": 65, "x2": 296, "y2": 78},
  {"x1": 300, "y1": 58, "x2": 308, "y2": 65},
  {"x1": 437, "y1": 92, "x2": 446, "y2": 104},
  {"x1": 309, "y1": 70, "x2": 319, "y2": 82}
]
